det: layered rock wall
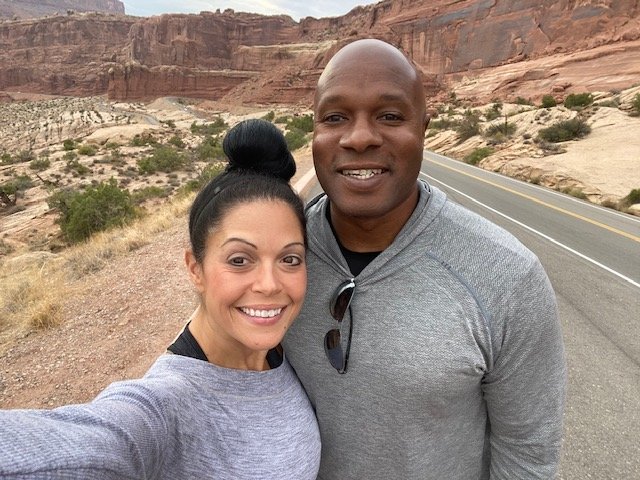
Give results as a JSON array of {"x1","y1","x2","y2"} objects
[{"x1": 0, "y1": 0, "x2": 639, "y2": 104}]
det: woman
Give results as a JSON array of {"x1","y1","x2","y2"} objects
[{"x1": 0, "y1": 119, "x2": 321, "y2": 479}]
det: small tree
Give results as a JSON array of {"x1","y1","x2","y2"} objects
[
  {"x1": 48, "y1": 179, "x2": 136, "y2": 243},
  {"x1": 564, "y1": 93, "x2": 594, "y2": 109},
  {"x1": 540, "y1": 95, "x2": 557, "y2": 109},
  {"x1": 455, "y1": 110, "x2": 481, "y2": 142}
]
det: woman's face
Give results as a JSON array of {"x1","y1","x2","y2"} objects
[{"x1": 186, "y1": 199, "x2": 306, "y2": 369}]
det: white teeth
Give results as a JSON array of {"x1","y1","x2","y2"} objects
[
  {"x1": 240, "y1": 307, "x2": 282, "y2": 318},
  {"x1": 342, "y1": 169, "x2": 383, "y2": 179}
]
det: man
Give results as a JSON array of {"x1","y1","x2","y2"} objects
[{"x1": 284, "y1": 39, "x2": 566, "y2": 479}]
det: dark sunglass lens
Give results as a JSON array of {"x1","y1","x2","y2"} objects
[
  {"x1": 324, "y1": 329, "x2": 344, "y2": 371},
  {"x1": 330, "y1": 282, "x2": 355, "y2": 321}
]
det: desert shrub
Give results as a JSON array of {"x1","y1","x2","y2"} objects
[
  {"x1": 131, "y1": 186, "x2": 170, "y2": 204},
  {"x1": 138, "y1": 146, "x2": 186, "y2": 174},
  {"x1": 63, "y1": 150, "x2": 78, "y2": 162},
  {"x1": 105, "y1": 142, "x2": 120, "y2": 149},
  {"x1": 464, "y1": 147, "x2": 494, "y2": 165},
  {"x1": 77, "y1": 144, "x2": 98, "y2": 156},
  {"x1": 0, "y1": 174, "x2": 34, "y2": 196},
  {"x1": 538, "y1": 118, "x2": 591, "y2": 142},
  {"x1": 630, "y1": 93, "x2": 640, "y2": 117},
  {"x1": 29, "y1": 157, "x2": 51, "y2": 171},
  {"x1": 262, "y1": 111, "x2": 275, "y2": 122},
  {"x1": 63, "y1": 139, "x2": 76, "y2": 151},
  {"x1": 167, "y1": 134, "x2": 185, "y2": 149},
  {"x1": 190, "y1": 117, "x2": 228, "y2": 136},
  {"x1": 16, "y1": 150, "x2": 35, "y2": 163},
  {"x1": 515, "y1": 96, "x2": 533, "y2": 106},
  {"x1": 195, "y1": 135, "x2": 224, "y2": 161},
  {"x1": 288, "y1": 114, "x2": 314, "y2": 133},
  {"x1": 161, "y1": 119, "x2": 176, "y2": 129},
  {"x1": 456, "y1": 110, "x2": 481, "y2": 142},
  {"x1": 65, "y1": 158, "x2": 91, "y2": 175},
  {"x1": 131, "y1": 132, "x2": 158, "y2": 147},
  {"x1": 428, "y1": 117, "x2": 457, "y2": 130},
  {"x1": 274, "y1": 115, "x2": 291, "y2": 124},
  {"x1": 1, "y1": 152, "x2": 14, "y2": 165},
  {"x1": 284, "y1": 129, "x2": 309, "y2": 151},
  {"x1": 564, "y1": 93, "x2": 594, "y2": 109},
  {"x1": 540, "y1": 95, "x2": 557, "y2": 109},
  {"x1": 620, "y1": 188, "x2": 640, "y2": 208},
  {"x1": 178, "y1": 163, "x2": 226, "y2": 196},
  {"x1": 485, "y1": 103, "x2": 503, "y2": 121},
  {"x1": 484, "y1": 118, "x2": 517, "y2": 137},
  {"x1": 48, "y1": 179, "x2": 136, "y2": 243}
]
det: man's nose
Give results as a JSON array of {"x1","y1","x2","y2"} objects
[{"x1": 339, "y1": 116, "x2": 382, "y2": 152}]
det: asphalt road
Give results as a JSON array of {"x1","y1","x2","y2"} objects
[
  {"x1": 421, "y1": 151, "x2": 640, "y2": 480},
  {"x1": 302, "y1": 151, "x2": 640, "y2": 478}
]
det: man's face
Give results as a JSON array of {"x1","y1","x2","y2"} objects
[{"x1": 312, "y1": 45, "x2": 428, "y2": 226}]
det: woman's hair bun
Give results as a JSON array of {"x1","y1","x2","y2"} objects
[{"x1": 222, "y1": 118, "x2": 296, "y2": 182}]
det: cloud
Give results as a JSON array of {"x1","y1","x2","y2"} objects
[{"x1": 121, "y1": 0, "x2": 377, "y2": 20}]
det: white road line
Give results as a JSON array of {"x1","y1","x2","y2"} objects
[
  {"x1": 423, "y1": 151, "x2": 640, "y2": 224},
  {"x1": 422, "y1": 172, "x2": 640, "y2": 289}
]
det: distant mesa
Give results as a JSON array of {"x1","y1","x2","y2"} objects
[{"x1": 0, "y1": 0, "x2": 124, "y2": 19}]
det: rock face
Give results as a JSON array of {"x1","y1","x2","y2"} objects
[
  {"x1": 0, "y1": 0, "x2": 639, "y2": 104},
  {"x1": 0, "y1": 0, "x2": 124, "y2": 19}
]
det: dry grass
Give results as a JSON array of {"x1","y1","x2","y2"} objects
[{"x1": 0, "y1": 194, "x2": 193, "y2": 342}]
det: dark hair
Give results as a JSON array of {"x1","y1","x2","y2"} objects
[{"x1": 189, "y1": 119, "x2": 306, "y2": 263}]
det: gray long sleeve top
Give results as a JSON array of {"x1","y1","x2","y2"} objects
[
  {"x1": 0, "y1": 353, "x2": 321, "y2": 479},
  {"x1": 284, "y1": 181, "x2": 567, "y2": 479}
]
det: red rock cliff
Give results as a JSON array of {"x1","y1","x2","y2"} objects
[{"x1": 0, "y1": 0, "x2": 638, "y2": 104}]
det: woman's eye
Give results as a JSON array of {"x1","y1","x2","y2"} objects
[
  {"x1": 283, "y1": 255, "x2": 303, "y2": 266},
  {"x1": 229, "y1": 256, "x2": 248, "y2": 266}
]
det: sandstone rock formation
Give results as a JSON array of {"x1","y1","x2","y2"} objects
[
  {"x1": 0, "y1": 0, "x2": 124, "y2": 19},
  {"x1": 0, "y1": 1, "x2": 639, "y2": 104}
]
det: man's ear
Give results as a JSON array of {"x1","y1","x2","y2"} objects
[
  {"x1": 423, "y1": 113, "x2": 431, "y2": 133},
  {"x1": 185, "y1": 249, "x2": 205, "y2": 293}
]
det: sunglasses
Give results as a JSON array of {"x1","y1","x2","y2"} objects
[{"x1": 324, "y1": 279, "x2": 356, "y2": 374}]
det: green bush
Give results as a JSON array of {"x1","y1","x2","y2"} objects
[
  {"x1": 274, "y1": 115, "x2": 291, "y2": 124},
  {"x1": 29, "y1": 157, "x2": 51, "y2": 171},
  {"x1": 138, "y1": 146, "x2": 186, "y2": 174},
  {"x1": 630, "y1": 93, "x2": 640, "y2": 117},
  {"x1": 262, "y1": 111, "x2": 275, "y2": 122},
  {"x1": 484, "y1": 118, "x2": 517, "y2": 137},
  {"x1": 131, "y1": 132, "x2": 158, "y2": 147},
  {"x1": 485, "y1": 103, "x2": 503, "y2": 121},
  {"x1": 564, "y1": 93, "x2": 594, "y2": 109},
  {"x1": 131, "y1": 186, "x2": 169, "y2": 204},
  {"x1": 464, "y1": 147, "x2": 494, "y2": 165},
  {"x1": 178, "y1": 163, "x2": 226, "y2": 196},
  {"x1": 428, "y1": 117, "x2": 457, "y2": 130},
  {"x1": 16, "y1": 150, "x2": 35, "y2": 163},
  {"x1": 540, "y1": 95, "x2": 557, "y2": 108},
  {"x1": 0, "y1": 175, "x2": 34, "y2": 196},
  {"x1": 515, "y1": 97, "x2": 533, "y2": 106},
  {"x1": 167, "y1": 135, "x2": 185, "y2": 149},
  {"x1": 77, "y1": 144, "x2": 97, "y2": 156},
  {"x1": 288, "y1": 114, "x2": 314, "y2": 133},
  {"x1": 195, "y1": 135, "x2": 224, "y2": 161},
  {"x1": 63, "y1": 139, "x2": 76, "y2": 151},
  {"x1": 456, "y1": 110, "x2": 481, "y2": 142},
  {"x1": 190, "y1": 118, "x2": 228, "y2": 136},
  {"x1": 538, "y1": 118, "x2": 591, "y2": 143},
  {"x1": 1, "y1": 152, "x2": 14, "y2": 165},
  {"x1": 48, "y1": 179, "x2": 136, "y2": 243},
  {"x1": 284, "y1": 129, "x2": 309, "y2": 151},
  {"x1": 65, "y1": 158, "x2": 91, "y2": 175},
  {"x1": 620, "y1": 188, "x2": 640, "y2": 207}
]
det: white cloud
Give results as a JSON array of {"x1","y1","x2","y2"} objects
[{"x1": 121, "y1": 0, "x2": 378, "y2": 20}]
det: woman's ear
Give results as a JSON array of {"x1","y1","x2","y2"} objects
[{"x1": 185, "y1": 248, "x2": 205, "y2": 293}]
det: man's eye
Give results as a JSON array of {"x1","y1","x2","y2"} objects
[
  {"x1": 323, "y1": 114, "x2": 345, "y2": 123},
  {"x1": 380, "y1": 113, "x2": 403, "y2": 121},
  {"x1": 283, "y1": 255, "x2": 303, "y2": 266}
]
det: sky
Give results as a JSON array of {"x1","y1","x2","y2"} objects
[{"x1": 121, "y1": 1, "x2": 380, "y2": 21}]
